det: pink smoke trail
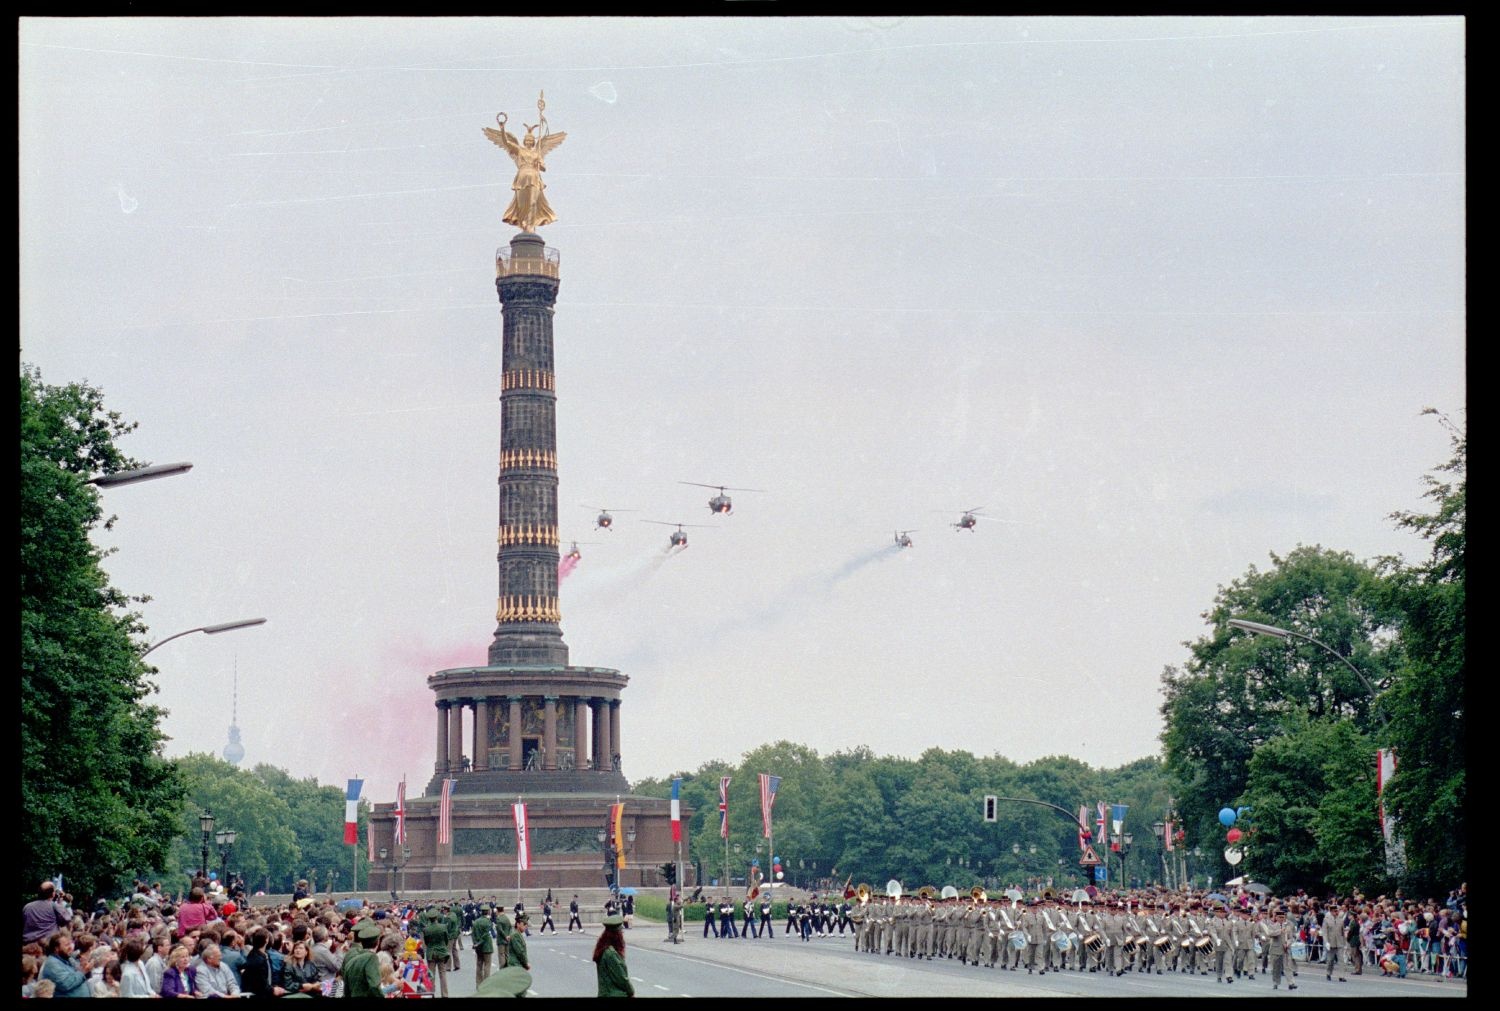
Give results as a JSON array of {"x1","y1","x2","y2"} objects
[{"x1": 558, "y1": 555, "x2": 580, "y2": 582}]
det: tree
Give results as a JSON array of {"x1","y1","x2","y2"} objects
[
  {"x1": 1159, "y1": 545, "x2": 1398, "y2": 860},
  {"x1": 1376, "y1": 411, "x2": 1465, "y2": 894},
  {"x1": 20, "y1": 367, "x2": 183, "y2": 902}
]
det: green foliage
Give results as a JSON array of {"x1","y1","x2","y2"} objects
[
  {"x1": 1159, "y1": 545, "x2": 1397, "y2": 857},
  {"x1": 641, "y1": 744, "x2": 1175, "y2": 895},
  {"x1": 1375, "y1": 413, "x2": 1465, "y2": 894},
  {"x1": 20, "y1": 367, "x2": 184, "y2": 902}
]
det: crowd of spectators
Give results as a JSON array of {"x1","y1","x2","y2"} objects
[{"x1": 18, "y1": 876, "x2": 473, "y2": 998}]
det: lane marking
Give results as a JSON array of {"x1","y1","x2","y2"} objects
[{"x1": 653, "y1": 984, "x2": 670, "y2": 990}]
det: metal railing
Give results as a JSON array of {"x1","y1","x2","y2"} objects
[{"x1": 496, "y1": 245, "x2": 561, "y2": 279}]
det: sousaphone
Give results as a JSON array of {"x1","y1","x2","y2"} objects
[
  {"x1": 885, "y1": 879, "x2": 903, "y2": 899},
  {"x1": 917, "y1": 885, "x2": 938, "y2": 901},
  {"x1": 940, "y1": 886, "x2": 959, "y2": 900}
]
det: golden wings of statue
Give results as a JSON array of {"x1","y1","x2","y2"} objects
[{"x1": 483, "y1": 94, "x2": 567, "y2": 233}]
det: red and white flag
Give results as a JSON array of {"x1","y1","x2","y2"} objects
[
  {"x1": 1078, "y1": 805, "x2": 1091, "y2": 852},
  {"x1": 758, "y1": 774, "x2": 781, "y2": 839},
  {"x1": 394, "y1": 778, "x2": 407, "y2": 846},
  {"x1": 1164, "y1": 820, "x2": 1175, "y2": 852},
  {"x1": 670, "y1": 778, "x2": 682, "y2": 844},
  {"x1": 1377, "y1": 748, "x2": 1397, "y2": 844},
  {"x1": 513, "y1": 802, "x2": 531, "y2": 870},
  {"x1": 719, "y1": 776, "x2": 731, "y2": 839},
  {"x1": 438, "y1": 779, "x2": 456, "y2": 846}
]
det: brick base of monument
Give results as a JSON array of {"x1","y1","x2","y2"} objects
[{"x1": 369, "y1": 794, "x2": 688, "y2": 891}]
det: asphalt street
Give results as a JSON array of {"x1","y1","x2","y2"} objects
[{"x1": 438, "y1": 922, "x2": 1468, "y2": 998}]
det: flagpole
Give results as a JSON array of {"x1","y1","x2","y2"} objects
[
  {"x1": 516, "y1": 795, "x2": 522, "y2": 908},
  {"x1": 352, "y1": 773, "x2": 359, "y2": 897}
]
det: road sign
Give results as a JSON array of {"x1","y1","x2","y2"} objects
[
  {"x1": 1079, "y1": 844, "x2": 1102, "y2": 866},
  {"x1": 1094, "y1": 865, "x2": 1107, "y2": 883}
]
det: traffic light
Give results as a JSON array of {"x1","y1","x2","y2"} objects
[
  {"x1": 983, "y1": 795, "x2": 998, "y2": 822},
  {"x1": 661, "y1": 862, "x2": 676, "y2": 885}
]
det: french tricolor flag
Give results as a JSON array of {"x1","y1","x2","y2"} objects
[
  {"x1": 671, "y1": 778, "x2": 682, "y2": 843},
  {"x1": 344, "y1": 779, "x2": 363, "y2": 844}
]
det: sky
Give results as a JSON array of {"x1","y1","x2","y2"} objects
[{"x1": 20, "y1": 17, "x2": 1465, "y2": 804}]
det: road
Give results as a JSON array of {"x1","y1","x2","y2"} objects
[{"x1": 439, "y1": 923, "x2": 1468, "y2": 998}]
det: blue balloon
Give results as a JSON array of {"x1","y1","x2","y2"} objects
[
  {"x1": 773, "y1": 855, "x2": 780, "y2": 863},
  {"x1": 1218, "y1": 807, "x2": 1237, "y2": 827}
]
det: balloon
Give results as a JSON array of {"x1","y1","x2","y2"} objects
[
  {"x1": 1218, "y1": 807, "x2": 1237, "y2": 827},
  {"x1": 1226, "y1": 828, "x2": 1242, "y2": 844},
  {"x1": 773, "y1": 856, "x2": 780, "y2": 863},
  {"x1": 1236, "y1": 806, "x2": 1252, "y2": 818},
  {"x1": 773, "y1": 863, "x2": 782, "y2": 873},
  {"x1": 775, "y1": 870, "x2": 784, "y2": 880}
]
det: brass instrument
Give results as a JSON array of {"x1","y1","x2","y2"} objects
[
  {"x1": 917, "y1": 885, "x2": 937, "y2": 901},
  {"x1": 886, "y1": 879, "x2": 903, "y2": 899},
  {"x1": 971, "y1": 886, "x2": 988, "y2": 902},
  {"x1": 1042, "y1": 887, "x2": 1056, "y2": 901},
  {"x1": 856, "y1": 883, "x2": 872, "y2": 903},
  {"x1": 940, "y1": 885, "x2": 959, "y2": 900}
]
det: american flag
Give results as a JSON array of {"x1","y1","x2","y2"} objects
[
  {"x1": 394, "y1": 778, "x2": 407, "y2": 846},
  {"x1": 719, "y1": 776, "x2": 731, "y2": 839},
  {"x1": 1095, "y1": 801, "x2": 1107, "y2": 845},
  {"x1": 759, "y1": 773, "x2": 781, "y2": 839},
  {"x1": 438, "y1": 778, "x2": 456, "y2": 845}
]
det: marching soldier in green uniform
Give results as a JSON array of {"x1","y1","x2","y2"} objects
[
  {"x1": 494, "y1": 911, "x2": 513, "y2": 969},
  {"x1": 507, "y1": 911, "x2": 532, "y2": 975},
  {"x1": 471, "y1": 904, "x2": 496, "y2": 987},
  {"x1": 421, "y1": 905, "x2": 454, "y2": 999},
  {"x1": 339, "y1": 919, "x2": 383, "y2": 998},
  {"x1": 447, "y1": 902, "x2": 464, "y2": 971}
]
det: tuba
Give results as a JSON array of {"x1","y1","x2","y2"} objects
[
  {"x1": 855, "y1": 883, "x2": 872, "y2": 904},
  {"x1": 1041, "y1": 887, "x2": 1056, "y2": 901},
  {"x1": 971, "y1": 886, "x2": 988, "y2": 902},
  {"x1": 917, "y1": 885, "x2": 937, "y2": 901}
]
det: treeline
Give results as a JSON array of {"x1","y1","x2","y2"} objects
[{"x1": 633, "y1": 746, "x2": 1178, "y2": 894}]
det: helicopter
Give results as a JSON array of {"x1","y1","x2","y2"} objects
[
  {"x1": 948, "y1": 506, "x2": 985, "y2": 532},
  {"x1": 894, "y1": 529, "x2": 917, "y2": 549},
  {"x1": 563, "y1": 541, "x2": 600, "y2": 562},
  {"x1": 680, "y1": 482, "x2": 766, "y2": 516},
  {"x1": 645, "y1": 520, "x2": 711, "y2": 549},
  {"x1": 582, "y1": 505, "x2": 637, "y2": 531}
]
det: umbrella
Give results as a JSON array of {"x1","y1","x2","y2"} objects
[
  {"x1": 618, "y1": 887, "x2": 638, "y2": 896},
  {"x1": 1205, "y1": 892, "x2": 1229, "y2": 904},
  {"x1": 1245, "y1": 882, "x2": 1271, "y2": 896},
  {"x1": 1224, "y1": 876, "x2": 1245, "y2": 887},
  {"x1": 337, "y1": 898, "x2": 364, "y2": 911}
]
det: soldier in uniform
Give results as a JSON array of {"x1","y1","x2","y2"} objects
[
  {"x1": 1017, "y1": 901, "x2": 1041, "y2": 975},
  {"x1": 494, "y1": 911, "x2": 513, "y2": 969},
  {"x1": 1322, "y1": 902, "x2": 1349, "y2": 982},
  {"x1": 1210, "y1": 905, "x2": 1233, "y2": 983},
  {"x1": 740, "y1": 895, "x2": 756, "y2": 939},
  {"x1": 839, "y1": 897, "x2": 853, "y2": 936},
  {"x1": 445, "y1": 902, "x2": 463, "y2": 971},
  {"x1": 1266, "y1": 908, "x2": 1296, "y2": 990},
  {"x1": 1231, "y1": 906, "x2": 1254, "y2": 979},
  {"x1": 471, "y1": 904, "x2": 496, "y2": 987},
  {"x1": 567, "y1": 895, "x2": 583, "y2": 932},
  {"x1": 540, "y1": 898, "x2": 555, "y2": 934},
  {"x1": 420, "y1": 905, "x2": 453, "y2": 999},
  {"x1": 339, "y1": 919, "x2": 384, "y2": 998},
  {"x1": 1141, "y1": 906, "x2": 1167, "y2": 975},
  {"x1": 718, "y1": 898, "x2": 736, "y2": 938},
  {"x1": 759, "y1": 896, "x2": 774, "y2": 940},
  {"x1": 701, "y1": 898, "x2": 717, "y2": 938},
  {"x1": 507, "y1": 911, "x2": 532, "y2": 973}
]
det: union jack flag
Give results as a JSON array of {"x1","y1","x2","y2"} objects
[
  {"x1": 719, "y1": 776, "x2": 731, "y2": 839},
  {"x1": 1095, "y1": 801, "x2": 1107, "y2": 845}
]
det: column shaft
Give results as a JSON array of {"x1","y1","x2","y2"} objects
[
  {"x1": 573, "y1": 698, "x2": 590, "y2": 770},
  {"x1": 474, "y1": 698, "x2": 490, "y2": 771},
  {"x1": 597, "y1": 699, "x2": 613, "y2": 774},
  {"x1": 543, "y1": 696, "x2": 558, "y2": 771},
  {"x1": 435, "y1": 704, "x2": 449, "y2": 775},
  {"x1": 448, "y1": 701, "x2": 465, "y2": 773},
  {"x1": 609, "y1": 701, "x2": 621, "y2": 771},
  {"x1": 508, "y1": 697, "x2": 524, "y2": 771}
]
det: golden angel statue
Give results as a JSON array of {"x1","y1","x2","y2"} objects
[{"x1": 483, "y1": 95, "x2": 567, "y2": 233}]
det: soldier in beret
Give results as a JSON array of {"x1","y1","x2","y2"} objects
[
  {"x1": 471, "y1": 905, "x2": 496, "y2": 987},
  {"x1": 339, "y1": 919, "x2": 384, "y2": 998}
]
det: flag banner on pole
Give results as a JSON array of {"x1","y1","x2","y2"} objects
[
  {"x1": 1376, "y1": 748, "x2": 1397, "y2": 843},
  {"x1": 611, "y1": 803, "x2": 627, "y2": 868},
  {"x1": 367, "y1": 819, "x2": 376, "y2": 864},
  {"x1": 438, "y1": 779, "x2": 456, "y2": 846},
  {"x1": 394, "y1": 779, "x2": 407, "y2": 846},
  {"x1": 759, "y1": 773, "x2": 781, "y2": 839},
  {"x1": 670, "y1": 778, "x2": 682, "y2": 843},
  {"x1": 344, "y1": 779, "x2": 363, "y2": 844},
  {"x1": 1078, "y1": 805, "x2": 1090, "y2": 852},
  {"x1": 1164, "y1": 820, "x2": 1175, "y2": 852},
  {"x1": 513, "y1": 802, "x2": 530, "y2": 870},
  {"x1": 1095, "y1": 802, "x2": 1107, "y2": 845},
  {"x1": 719, "y1": 776, "x2": 731, "y2": 839},
  {"x1": 1111, "y1": 803, "x2": 1128, "y2": 836}
]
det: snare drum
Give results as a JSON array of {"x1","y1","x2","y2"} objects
[{"x1": 1290, "y1": 941, "x2": 1308, "y2": 961}]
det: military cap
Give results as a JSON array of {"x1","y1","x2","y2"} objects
[
  {"x1": 473, "y1": 966, "x2": 532, "y2": 998},
  {"x1": 514, "y1": 910, "x2": 529, "y2": 922},
  {"x1": 602, "y1": 913, "x2": 624, "y2": 927},
  {"x1": 353, "y1": 919, "x2": 381, "y2": 941}
]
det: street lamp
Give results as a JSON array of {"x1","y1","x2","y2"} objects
[
  {"x1": 598, "y1": 829, "x2": 619, "y2": 907},
  {"x1": 215, "y1": 828, "x2": 237, "y2": 885},
  {"x1": 143, "y1": 618, "x2": 268, "y2": 657},
  {"x1": 199, "y1": 810, "x2": 215, "y2": 882},
  {"x1": 1227, "y1": 618, "x2": 1387, "y2": 721},
  {"x1": 378, "y1": 845, "x2": 411, "y2": 901},
  {"x1": 87, "y1": 461, "x2": 193, "y2": 487}
]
